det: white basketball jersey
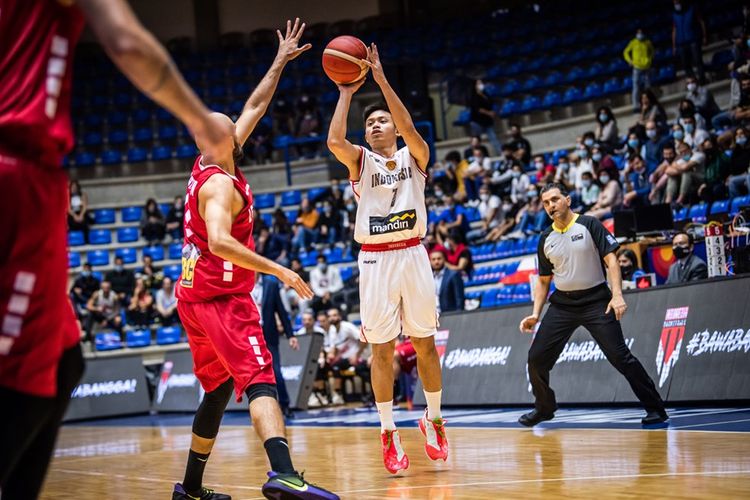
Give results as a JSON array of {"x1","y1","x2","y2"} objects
[{"x1": 352, "y1": 145, "x2": 427, "y2": 244}]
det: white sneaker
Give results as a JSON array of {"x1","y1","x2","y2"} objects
[
  {"x1": 331, "y1": 392, "x2": 345, "y2": 405},
  {"x1": 317, "y1": 393, "x2": 330, "y2": 406},
  {"x1": 307, "y1": 393, "x2": 321, "y2": 408}
]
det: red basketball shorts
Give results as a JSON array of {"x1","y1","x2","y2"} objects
[
  {"x1": 0, "y1": 151, "x2": 80, "y2": 398},
  {"x1": 178, "y1": 293, "x2": 276, "y2": 402}
]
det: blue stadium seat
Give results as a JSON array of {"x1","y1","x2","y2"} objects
[
  {"x1": 168, "y1": 242, "x2": 182, "y2": 260},
  {"x1": 306, "y1": 187, "x2": 328, "y2": 203},
  {"x1": 710, "y1": 199, "x2": 730, "y2": 215},
  {"x1": 89, "y1": 229, "x2": 112, "y2": 245},
  {"x1": 520, "y1": 95, "x2": 541, "y2": 113},
  {"x1": 543, "y1": 71, "x2": 563, "y2": 87},
  {"x1": 68, "y1": 252, "x2": 81, "y2": 268},
  {"x1": 285, "y1": 209, "x2": 298, "y2": 221},
  {"x1": 74, "y1": 151, "x2": 96, "y2": 167},
  {"x1": 176, "y1": 144, "x2": 198, "y2": 158},
  {"x1": 542, "y1": 91, "x2": 562, "y2": 108},
  {"x1": 143, "y1": 245, "x2": 165, "y2": 262},
  {"x1": 655, "y1": 66, "x2": 675, "y2": 83},
  {"x1": 86, "y1": 250, "x2": 109, "y2": 266},
  {"x1": 254, "y1": 193, "x2": 275, "y2": 209},
  {"x1": 453, "y1": 109, "x2": 471, "y2": 127},
  {"x1": 563, "y1": 67, "x2": 584, "y2": 83},
  {"x1": 107, "y1": 111, "x2": 128, "y2": 126},
  {"x1": 68, "y1": 231, "x2": 85, "y2": 247},
  {"x1": 156, "y1": 326, "x2": 182, "y2": 345},
  {"x1": 281, "y1": 190, "x2": 302, "y2": 206},
  {"x1": 83, "y1": 131, "x2": 103, "y2": 147},
  {"x1": 108, "y1": 129, "x2": 128, "y2": 145},
  {"x1": 603, "y1": 77, "x2": 620, "y2": 95},
  {"x1": 673, "y1": 206, "x2": 688, "y2": 222},
  {"x1": 300, "y1": 250, "x2": 317, "y2": 267},
  {"x1": 521, "y1": 75, "x2": 542, "y2": 91},
  {"x1": 688, "y1": 202, "x2": 708, "y2": 222},
  {"x1": 151, "y1": 145, "x2": 173, "y2": 161},
  {"x1": 340, "y1": 266, "x2": 354, "y2": 283},
  {"x1": 562, "y1": 86, "x2": 583, "y2": 104},
  {"x1": 158, "y1": 125, "x2": 178, "y2": 141},
  {"x1": 93, "y1": 208, "x2": 116, "y2": 224},
  {"x1": 500, "y1": 99, "x2": 520, "y2": 117},
  {"x1": 326, "y1": 246, "x2": 344, "y2": 264},
  {"x1": 115, "y1": 247, "x2": 137, "y2": 264},
  {"x1": 499, "y1": 79, "x2": 520, "y2": 96},
  {"x1": 121, "y1": 206, "x2": 142, "y2": 222},
  {"x1": 261, "y1": 213, "x2": 273, "y2": 228},
  {"x1": 127, "y1": 147, "x2": 148, "y2": 163},
  {"x1": 126, "y1": 329, "x2": 151, "y2": 348},
  {"x1": 164, "y1": 264, "x2": 182, "y2": 281},
  {"x1": 133, "y1": 127, "x2": 153, "y2": 143},
  {"x1": 95, "y1": 332, "x2": 123, "y2": 351},
  {"x1": 730, "y1": 195, "x2": 750, "y2": 215},
  {"x1": 159, "y1": 203, "x2": 171, "y2": 217},
  {"x1": 480, "y1": 289, "x2": 499, "y2": 308},
  {"x1": 132, "y1": 109, "x2": 151, "y2": 124},
  {"x1": 585, "y1": 62, "x2": 606, "y2": 78},
  {"x1": 484, "y1": 83, "x2": 501, "y2": 97},
  {"x1": 582, "y1": 82, "x2": 603, "y2": 100},
  {"x1": 101, "y1": 149, "x2": 122, "y2": 165}
]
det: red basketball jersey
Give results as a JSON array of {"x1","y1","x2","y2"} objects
[
  {"x1": 0, "y1": 0, "x2": 85, "y2": 167},
  {"x1": 176, "y1": 156, "x2": 256, "y2": 302}
]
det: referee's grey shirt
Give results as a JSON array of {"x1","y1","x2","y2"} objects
[{"x1": 538, "y1": 214, "x2": 620, "y2": 292}]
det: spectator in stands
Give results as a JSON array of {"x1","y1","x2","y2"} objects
[
  {"x1": 105, "y1": 256, "x2": 135, "y2": 303},
  {"x1": 246, "y1": 115, "x2": 273, "y2": 164},
  {"x1": 571, "y1": 147, "x2": 595, "y2": 190},
  {"x1": 326, "y1": 179, "x2": 346, "y2": 212},
  {"x1": 430, "y1": 249, "x2": 465, "y2": 313},
  {"x1": 510, "y1": 163, "x2": 531, "y2": 204},
  {"x1": 666, "y1": 140, "x2": 706, "y2": 204},
  {"x1": 433, "y1": 150, "x2": 461, "y2": 197},
  {"x1": 643, "y1": 120, "x2": 669, "y2": 174},
  {"x1": 649, "y1": 143, "x2": 677, "y2": 203},
  {"x1": 623, "y1": 27, "x2": 655, "y2": 113},
  {"x1": 509, "y1": 186, "x2": 549, "y2": 235},
  {"x1": 86, "y1": 280, "x2": 122, "y2": 338},
  {"x1": 623, "y1": 155, "x2": 651, "y2": 208},
  {"x1": 728, "y1": 126, "x2": 750, "y2": 198},
  {"x1": 284, "y1": 257, "x2": 311, "y2": 315},
  {"x1": 678, "y1": 98, "x2": 706, "y2": 132},
  {"x1": 469, "y1": 79, "x2": 502, "y2": 155},
  {"x1": 672, "y1": 0, "x2": 707, "y2": 83},
  {"x1": 467, "y1": 185, "x2": 510, "y2": 242},
  {"x1": 698, "y1": 136, "x2": 730, "y2": 202},
  {"x1": 309, "y1": 254, "x2": 344, "y2": 313},
  {"x1": 681, "y1": 115, "x2": 709, "y2": 151},
  {"x1": 586, "y1": 168, "x2": 623, "y2": 220},
  {"x1": 554, "y1": 155, "x2": 575, "y2": 190},
  {"x1": 165, "y1": 195, "x2": 184, "y2": 241},
  {"x1": 139, "y1": 254, "x2": 162, "y2": 290},
  {"x1": 272, "y1": 94, "x2": 295, "y2": 136},
  {"x1": 468, "y1": 145, "x2": 491, "y2": 173},
  {"x1": 712, "y1": 73, "x2": 750, "y2": 131},
  {"x1": 532, "y1": 155, "x2": 555, "y2": 184},
  {"x1": 70, "y1": 284, "x2": 90, "y2": 328},
  {"x1": 292, "y1": 198, "x2": 319, "y2": 253},
  {"x1": 296, "y1": 310, "x2": 326, "y2": 337},
  {"x1": 671, "y1": 122, "x2": 686, "y2": 145},
  {"x1": 437, "y1": 229, "x2": 474, "y2": 277},
  {"x1": 617, "y1": 248, "x2": 646, "y2": 282},
  {"x1": 578, "y1": 171, "x2": 601, "y2": 211},
  {"x1": 67, "y1": 180, "x2": 92, "y2": 243},
  {"x1": 620, "y1": 133, "x2": 641, "y2": 160},
  {"x1": 685, "y1": 76, "x2": 719, "y2": 124},
  {"x1": 127, "y1": 277, "x2": 153, "y2": 328},
  {"x1": 666, "y1": 231, "x2": 708, "y2": 284},
  {"x1": 463, "y1": 135, "x2": 482, "y2": 160},
  {"x1": 309, "y1": 311, "x2": 333, "y2": 407},
  {"x1": 636, "y1": 89, "x2": 668, "y2": 133},
  {"x1": 324, "y1": 307, "x2": 367, "y2": 405},
  {"x1": 591, "y1": 145, "x2": 617, "y2": 174},
  {"x1": 155, "y1": 277, "x2": 178, "y2": 326},
  {"x1": 140, "y1": 198, "x2": 166, "y2": 245},
  {"x1": 506, "y1": 123, "x2": 532, "y2": 164},
  {"x1": 595, "y1": 107, "x2": 619, "y2": 153},
  {"x1": 252, "y1": 207, "x2": 267, "y2": 238},
  {"x1": 257, "y1": 226, "x2": 290, "y2": 267},
  {"x1": 728, "y1": 33, "x2": 750, "y2": 110},
  {"x1": 72, "y1": 262, "x2": 100, "y2": 301},
  {"x1": 295, "y1": 93, "x2": 322, "y2": 158},
  {"x1": 436, "y1": 194, "x2": 470, "y2": 238},
  {"x1": 316, "y1": 201, "x2": 342, "y2": 246}
]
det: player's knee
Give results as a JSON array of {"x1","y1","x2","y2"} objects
[
  {"x1": 410, "y1": 336, "x2": 437, "y2": 357},
  {"x1": 245, "y1": 382, "x2": 278, "y2": 403},
  {"x1": 192, "y1": 379, "x2": 232, "y2": 439},
  {"x1": 372, "y1": 340, "x2": 396, "y2": 362}
]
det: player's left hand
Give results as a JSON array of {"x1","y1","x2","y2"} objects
[
  {"x1": 276, "y1": 18, "x2": 312, "y2": 62},
  {"x1": 288, "y1": 336, "x2": 299, "y2": 350},
  {"x1": 362, "y1": 43, "x2": 386, "y2": 84},
  {"x1": 605, "y1": 294, "x2": 628, "y2": 321}
]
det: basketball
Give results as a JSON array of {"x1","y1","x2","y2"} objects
[{"x1": 322, "y1": 35, "x2": 369, "y2": 84}]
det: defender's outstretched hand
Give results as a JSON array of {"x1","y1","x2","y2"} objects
[{"x1": 276, "y1": 17, "x2": 312, "y2": 62}]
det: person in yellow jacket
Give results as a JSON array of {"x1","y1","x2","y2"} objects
[{"x1": 623, "y1": 28, "x2": 655, "y2": 113}]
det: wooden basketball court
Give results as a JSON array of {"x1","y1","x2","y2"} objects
[{"x1": 42, "y1": 408, "x2": 750, "y2": 499}]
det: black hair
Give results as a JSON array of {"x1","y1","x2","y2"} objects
[
  {"x1": 445, "y1": 150, "x2": 461, "y2": 163},
  {"x1": 363, "y1": 102, "x2": 390, "y2": 124},
  {"x1": 317, "y1": 254, "x2": 328, "y2": 263},
  {"x1": 540, "y1": 182, "x2": 569, "y2": 197},
  {"x1": 617, "y1": 248, "x2": 639, "y2": 265},
  {"x1": 674, "y1": 230, "x2": 695, "y2": 246}
]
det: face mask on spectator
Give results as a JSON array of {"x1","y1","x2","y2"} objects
[
  {"x1": 628, "y1": 139, "x2": 639, "y2": 149},
  {"x1": 502, "y1": 202, "x2": 513, "y2": 212},
  {"x1": 584, "y1": 138, "x2": 595, "y2": 148},
  {"x1": 476, "y1": 82, "x2": 485, "y2": 92},
  {"x1": 511, "y1": 170, "x2": 521, "y2": 178},
  {"x1": 685, "y1": 123, "x2": 695, "y2": 134},
  {"x1": 435, "y1": 189, "x2": 444, "y2": 198},
  {"x1": 115, "y1": 264, "x2": 123, "y2": 272},
  {"x1": 534, "y1": 161, "x2": 544, "y2": 169},
  {"x1": 674, "y1": 3, "x2": 682, "y2": 11},
  {"x1": 558, "y1": 162, "x2": 569, "y2": 171},
  {"x1": 646, "y1": 129, "x2": 657, "y2": 139},
  {"x1": 687, "y1": 82, "x2": 697, "y2": 92},
  {"x1": 598, "y1": 113, "x2": 609, "y2": 123},
  {"x1": 527, "y1": 190, "x2": 538, "y2": 198},
  {"x1": 592, "y1": 152, "x2": 602, "y2": 162},
  {"x1": 737, "y1": 136, "x2": 748, "y2": 146},
  {"x1": 682, "y1": 153, "x2": 692, "y2": 162},
  {"x1": 673, "y1": 245, "x2": 690, "y2": 259},
  {"x1": 317, "y1": 263, "x2": 327, "y2": 272},
  {"x1": 578, "y1": 148, "x2": 589, "y2": 158},
  {"x1": 323, "y1": 204, "x2": 332, "y2": 213},
  {"x1": 673, "y1": 130, "x2": 684, "y2": 141},
  {"x1": 620, "y1": 264, "x2": 634, "y2": 275},
  {"x1": 480, "y1": 193, "x2": 489, "y2": 201},
  {"x1": 636, "y1": 33, "x2": 645, "y2": 41},
  {"x1": 582, "y1": 179, "x2": 592, "y2": 188},
  {"x1": 81, "y1": 271, "x2": 91, "y2": 278},
  {"x1": 346, "y1": 203, "x2": 355, "y2": 211},
  {"x1": 599, "y1": 174, "x2": 610, "y2": 184}
]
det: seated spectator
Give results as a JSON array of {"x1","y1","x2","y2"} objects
[
  {"x1": 728, "y1": 126, "x2": 750, "y2": 198},
  {"x1": 712, "y1": 74, "x2": 750, "y2": 131},
  {"x1": 430, "y1": 249, "x2": 465, "y2": 313},
  {"x1": 246, "y1": 114, "x2": 272, "y2": 164},
  {"x1": 309, "y1": 311, "x2": 333, "y2": 407},
  {"x1": 252, "y1": 207, "x2": 267, "y2": 238},
  {"x1": 72, "y1": 262, "x2": 100, "y2": 301},
  {"x1": 595, "y1": 106, "x2": 619, "y2": 153},
  {"x1": 140, "y1": 198, "x2": 166, "y2": 244},
  {"x1": 70, "y1": 283, "x2": 91, "y2": 327},
  {"x1": 309, "y1": 255, "x2": 344, "y2": 314},
  {"x1": 577, "y1": 171, "x2": 601, "y2": 211},
  {"x1": 698, "y1": 137, "x2": 731, "y2": 202},
  {"x1": 325, "y1": 178, "x2": 346, "y2": 212},
  {"x1": 284, "y1": 257, "x2": 311, "y2": 314},
  {"x1": 436, "y1": 195, "x2": 470, "y2": 238},
  {"x1": 257, "y1": 226, "x2": 290, "y2": 267},
  {"x1": 127, "y1": 277, "x2": 153, "y2": 328},
  {"x1": 316, "y1": 201, "x2": 343, "y2": 246},
  {"x1": 636, "y1": 89, "x2": 668, "y2": 133},
  {"x1": 432, "y1": 150, "x2": 461, "y2": 197},
  {"x1": 67, "y1": 180, "x2": 92, "y2": 243},
  {"x1": 677, "y1": 98, "x2": 707, "y2": 133},
  {"x1": 571, "y1": 148, "x2": 595, "y2": 191},
  {"x1": 292, "y1": 198, "x2": 319, "y2": 253},
  {"x1": 665, "y1": 231, "x2": 708, "y2": 284},
  {"x1": 623, "y1": 154, "x2": 651, "y2": 208},
  {"x1": 272, "y1": 94, "x2": 295, "y2": 136},
  {"x1": 436, "y1": 229, "x2": 474, "y2": 277},
  {"x1": 295, "y1": 93, "x2": 322, "y2": 158},
  {"x1": 139, "y1": 254, "x2": 162, "y2": 290},
  {"x1": 586, "y1": 168, "x2": 623, "y2": 220},
  {"x1": 728, "y1": 33, "x2": 750, "y2": 110},
  {"x1": 617, "y1": 248, "x2": 646, "y2": 281},
  {"x1": 665, "y1": 140, "x2": 706, "y2": 205},
  {"x1": 681, "y1": 115, "x2": 710, "y2": 151},
  {"x1": 619, "y1": 133, "x2": 642, "y2": 160},
  {"x1": 532, "y1": 155, "x2": 555, "y2": 184},
  {"x1": 467, "y1": 185, "x2": 510, "y2": 242},
  {"x1": 296, "y1": 310, "x2": 327, "y2": 336},
  {"x1": 509, "y1": 163, "x2": 531, "y2": 204},
  {"x1": 469, "y1": 79, "x2": 502, "y2": 154},
  {"x1": 590, "y1": 145, "x2": 617, "y2": 174},
  {"x1": 323, "y1": 307, "x2": 367, "y2": 405},
  {"x1": 86, "y1": 280, "x2": 122, "y2": 339},
  {"x1": 463, "y1": 135, "x2": 482, "y2": 161},
  {"x1": 105, "y1": 256, "x2": 135, "y2": 303},
  {"x1": 467, "y1": 145, "x2": 491, "y2": 173},
  {"x1": 554, "y1": 155, "x2": 575, "y2": 191},
  {"x1": 643, "y1": 120, "x2": 669, "y2": 174},
  {"x1": 272, "y1": 208, "x2": 293, "y2": 236},
  {"x1": 623, "y1": 27, "x2": 654, "y2": 113},
  {"x1": 155, "y1": 277, "x2": 179, "y2": 326},
  {"x1": 509, "y1": 187, "x2": 549, "y2": 235},
  {"x1": 505, "y1": 123, "x2": 532, "y2": 164},
  {"x1": 165, "y1": 196, "x2": 184, "y2": 241}
]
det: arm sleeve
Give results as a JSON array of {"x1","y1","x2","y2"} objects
[
  {"x1": 582, "y1": 215, "x2": 620, "y2": 258},
  {"x1": 537, "y1": 233, "x2": 553, "y2": 276}
]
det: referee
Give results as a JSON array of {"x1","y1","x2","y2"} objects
[{"x1": 518, "y1": 183, "x2": 668, "y2": 426}]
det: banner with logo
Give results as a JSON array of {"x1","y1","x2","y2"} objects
[
  {"x1": 64, "y1": 356, "x2": 151, "y2": 421},
  {"x1": 417, "y1": 276, "x2": 750, "y2": 406}
]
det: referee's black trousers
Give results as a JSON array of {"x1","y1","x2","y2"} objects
[{"x1": 528, "y1": 298, "x2": 664, "y2": 415}]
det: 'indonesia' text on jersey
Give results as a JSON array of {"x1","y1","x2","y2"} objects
[{"x1": 351, "y1": 146, "x2": 427, "y2": 244}]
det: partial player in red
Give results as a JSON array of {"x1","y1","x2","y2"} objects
[
  {"x1": 0, "y1": 1, "x2": 228, "y2": 498},
  {"x1": 172, "y1": 19, "x2": 339, "y2": 500}
]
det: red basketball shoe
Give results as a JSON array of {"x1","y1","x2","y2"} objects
[
  {"x1": 381, "y1": 429, "x2": 409, "y2": 474},
  {"x1": 418, "y1": 409, "x2": 448, "y2": 461}
]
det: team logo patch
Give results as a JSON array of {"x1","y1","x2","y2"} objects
[
  {"x1": 606, "y1": 234, "x2": 617, "y2": 245},
  {"x1": 386, "y1": 160, "x2": 397, "y2": 171},
  {"x1": 571, "y1": 233, "x2": 584, "y2": 242},
  {"x1": 369, "y1": 209, "x2": 417, "y2": 235},
  {"x1": 655, "y1": 306, "x2": 689, "y2": 388}
]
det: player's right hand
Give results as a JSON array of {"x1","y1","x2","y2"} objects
[
  {"x1": 519, "y1": 314, "x2": 539, "y2": 334},
  {"x1": 278, "y1": 267, "x2": 314, "y2": 300},
  {"x1": 336, "y1": 77, "x2": 366, "y2": 95}
]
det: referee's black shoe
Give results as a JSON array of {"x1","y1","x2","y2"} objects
[
  {"x1": 641, "y1": 409, "x2": 669, "y2": 425},
  {"x1": 518, "y1": 409, "x2": 555, "y2": 427}
]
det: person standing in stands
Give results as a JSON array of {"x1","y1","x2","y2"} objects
[
  {"x1": 623, "y1": 28, "x2": 655, "y2": 113},
  {"x1": 519, "y1": 183, "x2": 668, "y2": 427},
  {"x1": 672, "y1": 0, "x2": 707, "y2": 83},
  {"x1": 469, "y1": 79, "x2": 502, "y2": 155}
]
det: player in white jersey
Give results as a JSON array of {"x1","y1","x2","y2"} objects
[{"x1": 327, "y1": 44, "x2": 448, "y2": 474}]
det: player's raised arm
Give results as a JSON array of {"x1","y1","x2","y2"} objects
[
  {"x1": 327, "y1": 79, "x2": 366, "y2": 180},
  {"x1": 200, "y1": 175, "x2": 313, "y2": 300},
  {"x1": 77, "y1": 0, "x2": 230, "y2": 160},
  {"x1": 235, "y1": 18, "x2": 311, "y2": 146},
  {"x1": 363, "y1": 43, "x2": 430, "y2": 171}
]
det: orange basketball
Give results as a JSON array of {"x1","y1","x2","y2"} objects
[{"x1": 322, "y1": 35, "x2": 369, "y2": 84}]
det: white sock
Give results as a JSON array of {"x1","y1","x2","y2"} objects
[
  {"x1": 376, "y1": 400, "x2": 396, "y2": 431},
  {"x1": 424, "y1": 389, "x2": 442, "y2": 420}
]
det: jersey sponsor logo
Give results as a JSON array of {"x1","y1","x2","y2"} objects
[
  {"x1": 371, "y1": 165, "x2": 413, "y2": 187},
  {"x1": 571, "y1": 233, "x2": 584, "y2": 242},
  {"x1": 655, "y1": 306, "x2": 690, "y2": 388},
  {"x1": 71, "y1": 379, "x2": 138, "y2": 398},
  {"x1": 363, "y1": 260, "x2": 377, "y2": 264},
  {"x1": 180, "y1": 243, "x2": 201, "y2": 288},
  {"x1": 443, "y1": 345, "x2": 512, "y2": 369},
  {"x1": 369, "y1": 209, "x2": 417, "y2": 235}
]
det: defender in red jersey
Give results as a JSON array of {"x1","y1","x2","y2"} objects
[
  {"x1": 172, "y1": 20, "x2": 338, "y2": 500},
  {"x1": 0, "y1": 1, "x2": 230, "y2": 498}
]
